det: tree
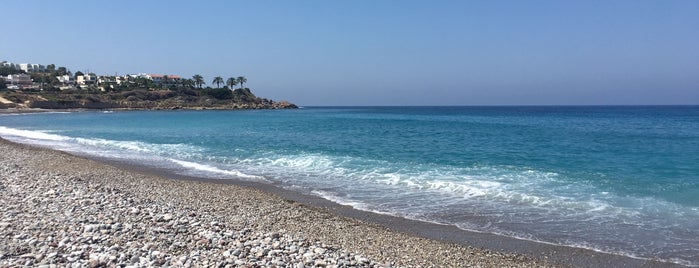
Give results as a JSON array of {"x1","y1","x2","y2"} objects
[
  {"x1": 226, "y1": 77, "x2": 237, "y2": 90},
  {"x1": 212, "y1": 76, "x2": 224, "y2": 88},
  {"x1": 48, "y1": 76, "x2": 60, "y2": 86},
  {"x1": 0, "y1": 67, "x2": 24, "y2": 76},
  {"x1": 74, "y1": 71, "x2": 84, "y2": 78},
  {"x1": 46, "y1": 64, "x2": 56, "y2": 72},
  {"x1": 39, "y1": 74, "x2": 47, "y2": 89},
  {"x1": 134, "y1": 77, "x2": 154, "y2": 88},
  {"x1": 182, "y1": 79, "x2": 195, "y2": 88},
  {"x1": 192, "y1": 74, "x2": 204, "y2": 89},
  {"x1": 236, "y1": 76, "x2": 247, "y2": 89},
  {"x1": 57, "y1": 67, "x2": 68, "y2": 76}
]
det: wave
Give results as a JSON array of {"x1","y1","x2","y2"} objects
[
  {"x1": 2, "y1": 125, "x2": 698, "y2": 265},
  {"x1": 251, "y1": 153, "x2": 626, "y2": 213},
  {"x1": 0, "y1": 126, "x2": 269, "y2": 182},
  {"x1": 3, "y1": 125, "x2": 695, "y2": 221},
  {"x1": 169, "y1": 159, "x2": 267, "y2": 181},
  {"x1": 0, "y1": 126, "x2": 70, "y2": 141},
  {"x1": 0, "y1": 111, "x2": 73, "y2": 117}
]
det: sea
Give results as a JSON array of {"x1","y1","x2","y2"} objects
[{"x1": 1, "y1": 106, "x2": 698, "y2": 266}]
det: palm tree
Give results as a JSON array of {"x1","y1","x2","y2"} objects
[
  {"x1": 182, "y1": 79, "x2": 195, "y2": 88},
  {"x1": 212, "y1": 76, "x2": 224, "y2": 88},
  {"x1": 192, "y1": 74, "x2": 204, "y2": 88},
  {"x1": 39, "y1": 74, "x2": 46, "y2": 90},
  {"x1": 236, "y1": 76, "x2": 247, "y2": 89},
  {"x1": 226, "y1": 77, "x2": 237, "y2": 89}
]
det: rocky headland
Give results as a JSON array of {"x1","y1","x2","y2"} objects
[{"x1": 0, "y1": 88, "x2": 297, "y2": 111}]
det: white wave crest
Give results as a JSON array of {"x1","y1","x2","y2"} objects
[
  {"x1": 0, "y1": 126, "x2": 70, "y2": 141},
  {"x1": 248, "y1": 152, "x2": 637, "y2": 215},
  {"x1": 170, "y1": 159, "x2": 267, "y2": 181},
  {"x1": 75, "y1": 138, "x2": 154, "y2": 153}
]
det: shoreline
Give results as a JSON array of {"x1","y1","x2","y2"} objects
[
  {"x1": 97, "y1": 150, "x2": 683, "y2": 268},
  {"x1": 0, "y1": 105, "x2": 294, "y2": 115},
  {"x1": 0, "y1": 138, "x2": 682, "y2": 267}
]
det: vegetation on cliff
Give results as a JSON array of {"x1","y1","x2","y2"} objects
[
  {"x1": 0, "y1": 73, "x2": 297, "y2": 110},
  {"x1": 0, "y1": 87, "x2": 296, "y2": 110}
]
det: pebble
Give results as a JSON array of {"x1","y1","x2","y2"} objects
[
  {"x1": 0, "y1": 140, "x2": 554, "y2": 268},
  {"x1": 0, "y1": 142, "x2": 383, "y2": 268}
]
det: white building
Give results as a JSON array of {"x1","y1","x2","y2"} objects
[
  {"x1": 1, "y1": 61, "x2": 19, "y2": 70},
  {"x1": 146, "y1": 74, "x2": 182, "y2": 86},
  {"x1": 76, "y1": 74, "x2": 97, "y2": 85},
  {"x1": 4, "y1": 74, "x2": 33, "y2": 87},
  {"x1": 18, "y1": 63, "x2": 46, "y2": 73},
  {"x1": 56, "y1": 74, "x2": 74, "y2": 84},
  {"x1": 97, "y1": 76, "x2": 116, "y2": 85}
]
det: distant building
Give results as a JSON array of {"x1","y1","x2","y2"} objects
[
  {"x1": 115, "y1": 76, "x2": 128, "y2": 85},
  {"x1": 4, "y1": 74, "x2": 33, "y2": 88},
  {"x1": 146, "y1": 74, "x2": 182, "y2": 87},
  {"x1": 97, "y1": 76, "x2": 122, "y2": 91},
  {"x1": 1, "y1": 61, "x2": 50, "y2": 72},
  {"x1": 97, "y1": 76, "x2": 115, "y2": 85},
  {"x1": 2, "y1": 61, "x2": 17, "y2": 70},
  {"x1": 18, "y1": 63, "x2": 45, "y2": 73},
  {"x1": 56, "y1": 74, "x2": 74, "y2": 85},
  {"x1": 76, "y1": 74, "x2": 97, "y2": 85}
]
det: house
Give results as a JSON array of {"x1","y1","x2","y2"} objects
[
  {"x1": 4, "y1": 74, "x2": 33, "y2": 87},
  {"x1": 76, "y1": 74, "x2": 97, "y2": 85},
  {"x1": 97, "y1": 76, "x2": 116, "y2": 85},
  {"x1": 56, "y1": 74, "x2": 74, "y2": 85},
  {"x1": 97, "y1": 76, "x2": 121, "y2": 91},
  {"x1": 146, "y1": 74, "x2": 182, "y2": 87},
  {"x1": 115, "y1": 76, "x2": 128, "y2": 85}
]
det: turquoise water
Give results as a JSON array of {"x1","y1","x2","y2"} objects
[{"x1": 1, "y1": 106, "x2": 698, "y2": 265}]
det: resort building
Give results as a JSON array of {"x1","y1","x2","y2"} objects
[
  {"x1": 56, "y1": 74, "x2": 74, "y2": 85},
  {"x1": 146, "y1": 74, "x2": 182, "y2": 87},
  {"x1": 1, "y1": 61, "x2": 20, "y2": 70},
  {"x1": 1, "y1": 61, "x2": 46, "y2": 73},
  {"x1": 4, "y1": 60, "x2": 191, "y2": 90},
  {"x1": 18, "y1": 63, "x2": 46, "y2": 73},
  {"x1": 76, "y1": 73, "x2": 97, "y2": 85},
  {"x1": 96, "y1": 76, "x2": 123, "y2": 91},
  {"x1": 3, "y1": 74, "x2": 33, "y2": 89},
  {"x1": 4, "y1": 74, "x2": 33, "y2": 85}
]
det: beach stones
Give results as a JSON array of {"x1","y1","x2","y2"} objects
[
  {"x1": 0, "y1": 139, "x2": 554, "y2": 268},
  {"x1": 0, "y1": 142, "x2": 384, "y2": 267}
]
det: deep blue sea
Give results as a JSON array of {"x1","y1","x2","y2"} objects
[{"x1": 1, "y1": 106, "x2": 698, "y2": 265}]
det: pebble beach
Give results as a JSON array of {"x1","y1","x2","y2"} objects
[{"x1": 0, "y1": 139, "x2": 556, "y2": 267}]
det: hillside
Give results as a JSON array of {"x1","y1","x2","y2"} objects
[{"x1": 0, "y1": 88, "x2": 297, "y2": 110}]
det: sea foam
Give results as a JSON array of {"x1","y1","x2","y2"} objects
[
  {"x1": 170, "y1": 159, "x2": 267, "y2": 181},
  {"x1": 0, "y1": 126, "x2": 69, "y2": 141}
]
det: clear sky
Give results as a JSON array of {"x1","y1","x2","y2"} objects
[{"x1": 2, "y1": 1, "x2": 698, "y2": 105}]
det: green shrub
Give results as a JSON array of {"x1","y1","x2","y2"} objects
[{"x1": 201, "y1": 88, "x2": 233, "y2": 100}]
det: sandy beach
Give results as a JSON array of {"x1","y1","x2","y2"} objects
[{"x1": 0, "y1": 138, "x2": 680, "y2": 267}]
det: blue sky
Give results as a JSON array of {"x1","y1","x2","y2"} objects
[{"x1": 2, "y1": 1, "x2": 698, "y2": 105}]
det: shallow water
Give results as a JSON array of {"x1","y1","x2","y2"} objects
[{"x1": 1, "y1": 106, "x2": 698, "y2": 265}]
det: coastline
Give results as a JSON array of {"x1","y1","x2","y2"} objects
[
  {"x1": 0, "y1": 138, "x2": 681, "y2": 267},
  {"x1": 0, "y1": 105, "x2": 295, "y2": 115}
]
